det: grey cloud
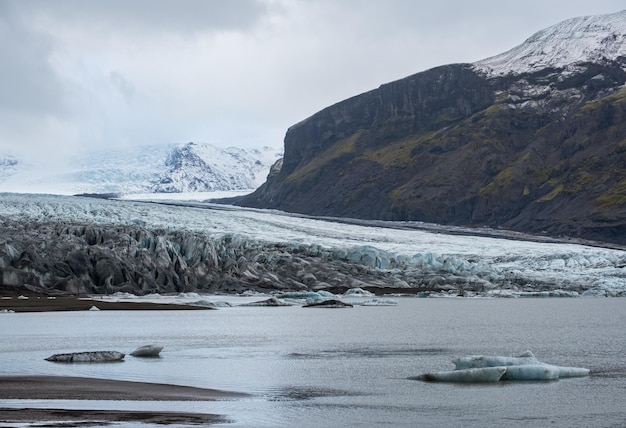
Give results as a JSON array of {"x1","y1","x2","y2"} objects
[
  {"x1": 109, "y1": 72, "x2": 135, "y2": 103},
  {"x1": 0, "y1": 1, "x2": 65, "y2": 116},
  {"x1": 17, "y1": 0, "x2": 272, "y2": 34}
]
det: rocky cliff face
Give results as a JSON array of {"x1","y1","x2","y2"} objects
[{"x1": 234, "y1": 11, "x2": 626, "y2": 245}]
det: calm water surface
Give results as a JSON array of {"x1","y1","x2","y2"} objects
[{"x1": 1, "y1": 297, "x2": 625, "y2": 427}]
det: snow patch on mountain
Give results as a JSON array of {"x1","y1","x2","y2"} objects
[
  {"x1": 475, "y1": 10, "x2": 626, "y2": 76},
  {"x1": 153, "y1": 143, "x2": 279, "y2": 193},
  {"x1": 0, "y1": 143, "x2": 282, "y2": 195}
]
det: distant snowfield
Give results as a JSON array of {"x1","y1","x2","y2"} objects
[
  {"x1": 1, "y1": 193, "x2": 625, "y2": 296},
  {"x1": 0, "y1": 142, "x2": 281, "y2": 195},
  {"x1": 121, "y1": 190, "x2": 252, "y2": 202}
]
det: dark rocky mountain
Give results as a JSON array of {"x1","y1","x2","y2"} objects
[{"x1": 231, "y1": 10, "x2": 626, "y2": 245}]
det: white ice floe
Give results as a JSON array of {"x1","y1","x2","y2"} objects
[
  {"x1": 500, "y1": 364, "x2": 560, "y2": 381},
  {"x1": 343, "y1": 288, "x2": 375, "y2": 297},
  {"x1": 418, "y1": 351, "x2": 589, "y2": 382},
  {"x1": 453, "y1": 350, "x2": 539, "y2": 369},
  {"x1": 352, "y1": 298, "x2": 398, "y2": 306}
]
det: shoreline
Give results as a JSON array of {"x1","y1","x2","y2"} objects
[
  {"x1": 0, "y1": 287, "x2": 212, "y2": 313},
  {"x1": 0, "y1": 375, "x2": 249, "y2": 425}
]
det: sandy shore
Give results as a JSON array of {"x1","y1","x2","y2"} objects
[
  {"x1": 0, "y1": 287, "x2": 212, "y2": 312},
  {"x1": 0, "y1": 375, "x2": 249, "y2": 425},
  {"x1": 0, "y1": 407, "x2": 230, "y2": 425}
]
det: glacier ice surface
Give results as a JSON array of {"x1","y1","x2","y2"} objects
[{"x1": 0, "y1": 193, "x2": 625, "y2": 297}]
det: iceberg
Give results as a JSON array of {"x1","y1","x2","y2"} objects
[
  {"x1": 452, "y1": 350, "x2": 539, "y2": 369},
  {"x1": 130, "y1": 345, "x2": 163, "y2": 357},
  {"x1": 191, "y1": 299, "x2": 232, "y2": 308},
  {"x1": 277, "y1": 291, "x2": 330, "y2": 300},
  {"x1": 342, "y1": 288, "x2": 375, "y2": 297},
  {"x1": 45, "y1": 351, "x2": 125, "y2": 363},
  {"x1": 417, "y1": 351, "x2": 589, "y2": 382},
  {"x1": 359, "y1": 298, "x2": 398, "y2": 306},
  {"x1": 550, "y1": 365, "x2": 590, "y2": 378}
]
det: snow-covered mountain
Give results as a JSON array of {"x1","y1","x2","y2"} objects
[
  {"x1": 475, "y1": 9, "x2": 626, "y2": 76},
  {"x1": 236, "y1": 10, "x2": 626, "y2": 245},
  {"x1": 0, "y1": 142, "x2": 282, "y2": 195}
]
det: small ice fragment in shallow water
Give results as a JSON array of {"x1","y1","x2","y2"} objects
[
  {"x1": 45, "y1": 351, "x2": 125, "y2": 363},
  {"x1": 279, "y1": 291, "x2": 324, "y2": 299},
  {"x1": 418, "y1": 367, "x2": 506, "y2": 382},
  {"x1": 352, "y1": 298, "x2": 398, "y2": 306},
  {"x1": 88, "y1": 305, "x2": 100, "y2": 311},
  {"x1": 130, "y1": 345, "x2": 163, "y2": 357},
  {"x1": 343, "y1": 288, "x2": 375, "y2": 297}
]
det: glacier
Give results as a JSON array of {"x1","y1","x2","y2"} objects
[
  {"x1": 0, "y1": 193, "x2": 625, "y2": 297},
  {"x1": 0, "y1": 142, "x2": 282, "y2": 195}
]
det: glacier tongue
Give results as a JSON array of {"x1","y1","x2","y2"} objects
[
  {"x1": 475, "y1": 10, "x2": 626, "y2": 76},
  {"x1": 0, "y1": 193, "x2": 625, "y2": 297}
]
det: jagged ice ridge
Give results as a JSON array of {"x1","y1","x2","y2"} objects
[{"x1": 0, "y1": 194, "x2": 624, "y2": 297}]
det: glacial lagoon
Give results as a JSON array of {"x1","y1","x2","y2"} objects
[{"x1": 1, "y1": 296, "x2": 625, "y2": 427}]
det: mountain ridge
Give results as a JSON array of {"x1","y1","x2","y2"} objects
[{"x1": 230, "y1": 10, "x2": 626, "y2": 245}]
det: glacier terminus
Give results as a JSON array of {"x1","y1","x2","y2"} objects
[{"x1": 0, "y1": 193, "x2": 624, "y2": 297}]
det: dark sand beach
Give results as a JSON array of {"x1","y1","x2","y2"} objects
[
  {"x1": 0, "y1": 376, "x2": 249, "y2": 425},
  {"x1": 0, "y1": 286, "x2": 212, "y2": 312},
  {"x1": 0, "y1": 287, "x2": 241, "y2": 425}
]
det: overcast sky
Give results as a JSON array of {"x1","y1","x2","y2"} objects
[{"x1": 1, "y1": 0, "x2": 624, "y2": 163}]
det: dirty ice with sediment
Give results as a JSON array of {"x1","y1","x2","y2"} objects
[{"x1": 1, "y1": 193, "x2": 624, "y2": 297}]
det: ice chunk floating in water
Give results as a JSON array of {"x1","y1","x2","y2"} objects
[
  {"x1": 130, "y1": 345, "x2": 163, "y2": 357},
  {"x1": 45, "y1": 351, "x2": 125, "y2": 363},
  {"x1": 452, "y1": 350, "x2": 539, "y2": 369},
  {"x1": 417, "y1": 351, "x2": 589, "y2": 382}
]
